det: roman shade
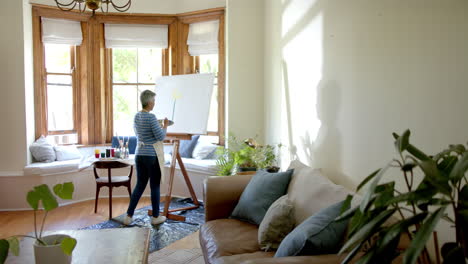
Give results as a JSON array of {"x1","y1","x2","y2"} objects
[
  {"x1": 104, "y1": 24, "x2": 168, "y2": 48},
  {"x1": 187, "y1": 20, "x2": 219, "y2": 56},
  {"x1": 41, "y1": 18, "x2": 83, "y2": 46}
]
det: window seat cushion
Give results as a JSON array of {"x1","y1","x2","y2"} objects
[
  {"x1": 163, "y1": 153, "x2": 217, "y2": 175},
  {"x1": 24, "y1": 159, "x2": 84, "y2": 176},
  {"x1": 24, "y1": 154, "x2": 217, "y2": 176}
]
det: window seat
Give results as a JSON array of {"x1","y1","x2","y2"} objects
[
  {"x1": 24, "y1": 155, "x2": 217, "y2": 177},
  {"x1": 24, "y1": 159, "x2": 86, "y2": 176}
]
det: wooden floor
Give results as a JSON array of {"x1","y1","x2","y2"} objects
[
  {"x1": 0, "y1": 197, "x2": 200, "y2": 250},
  {"x1": 0, "y1": 197, "x2": 150, "y2": 238}
]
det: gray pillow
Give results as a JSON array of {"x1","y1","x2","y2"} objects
[
  {"x1": 258, "y1": 195, "x2": 295, "y2": 251},
  {"x1": 231, "y1": 169, "x2": 294, "y2": 225},
  {"x1": 171, "y1": 135, "x2": 200, "y2": 158},
  {"x1": 275, "y1": 200, "x2": 349, "y2": 257},
  {"x1": 29, "y1": 136, "x2": 56, "y2": 162}
]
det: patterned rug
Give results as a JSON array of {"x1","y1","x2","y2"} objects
[
  {"x1": 82, "y1": 198, "x2": 205, "y2": 253},
  {"x1": 149, "y1": 248, "x2": 204, "y2": 264}
]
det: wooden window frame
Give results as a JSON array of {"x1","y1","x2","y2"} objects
[
  {"x1": 32, "y1": 7, "x2": 91, "y2": 143},
  {"x1": 32, "y1": 5, "x2": 225, "y2": 146}
]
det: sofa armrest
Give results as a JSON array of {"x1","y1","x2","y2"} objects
[
  {"x1": 204, "y1": 174, "x2": 254, "y2": 222},
  {"x1": 239, "y1": 253, "x2": 364, "y2": 264}
]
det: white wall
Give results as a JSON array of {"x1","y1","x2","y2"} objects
[
  {"x1": 226, "y1": 0, "x2": 265, "y2": 142},
  {"x1": 0, "y1": 1, "x2": 28, "y2": 173},
  {"x1": 264, "y1": 0, "x2": 468, "y2": 254},
  {"x1": 29, "y1": 0, "x2": 225, "y2": 14}
]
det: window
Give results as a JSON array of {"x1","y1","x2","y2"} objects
[
  {"x1": 112, "y1": 48, "x2": 163, "y2": 136},
  {"x1": 199, "y1": 54, "x2": 219, "y2": 134},
  {"x1": 33, "y1": 6, "x2": 224, "y2": 146},
  {"x1": 44, "y1": 44, "x2": 78, "y2": 144}
]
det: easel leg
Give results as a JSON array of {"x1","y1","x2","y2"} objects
[
  {"x1": 175, "y1": 152, "x2": 199, "y2": 205},
  {"x1": 163, "y1": 140, "x2": 179, "y2": 217}
]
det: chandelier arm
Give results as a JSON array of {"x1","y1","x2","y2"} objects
[
  {"x1": 110, "y1": 0, "x2": 131, "y2": 12},
  {"x1": 101, "y1": 0, "x2": 109, "y2": 14},
  {"x1": 78, "y1": 2, "x2": 87, "y2": 13},
  {"x1": 55, "y1": 0, "x2": 79, "y2": 11}
]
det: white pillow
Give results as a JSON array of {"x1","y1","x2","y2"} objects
[
  {"x1": 287, "y1": 160, "x2": 356, "y2": 225},
  {"x1": 192, "y1": 141, "x2": 218, "y2": 160},
  {"x1": 54, "y1": 146, "x2": 82, "y2": 161},
  {"x1": 30, "y1": 136, "x2": 56, "y2": 162}
]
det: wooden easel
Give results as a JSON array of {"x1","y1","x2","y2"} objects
[{"x1": 148, "y1": 133, "x2": 200, "y2": 221}]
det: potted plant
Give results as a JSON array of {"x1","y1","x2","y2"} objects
[
  {"x1": 0, "y1": 182, "x2": 77, "y2": 264},
  {"x1": 338, "y1": 130, "x2": 468, "y2": 264},
  {"x1": 215, "y1": 134, "x2": 281, "y2": 176}
]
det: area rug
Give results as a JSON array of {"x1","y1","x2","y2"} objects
[
  {"x1": 82, "y1": 198, "x2": 205, "y2": 253},
  {"x1": 149, "y1": 248, "x2": 204, "y2": 264}
]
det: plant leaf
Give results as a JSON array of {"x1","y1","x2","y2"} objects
[
  {"x1": 6, "y1": 237, "x2": 19, "y2": 256},
  {"x1": 34, "y1": 184, "x2": 58, "y2": 211},
  {"x1": 394, "y1": 129, "x2": 410, "y2": 153},
  {"x1": 339, "y1": 209, "x2": 396, "y2": 254},
  {"x1": 403, "y1": 207, "x2": 446, "y2": 264},
  {"x1": 356, "y1": 169, "x2": 381, "y2": 192},
  {"x1": 376, "y1": 213, "x2": 427, "y2": 255},
  {"x1": 374, "y1": 182, "x2": 395, "y2": 209},
  {"x1": 418, "y1": 160, "x2": 452, "y2": 196},
  {"x1": 26, "y1": 190, "x2": 40, "y2": 210},
  {"x1": 0, "y1": 239, "x2": 9, "y2": 264},
  {"x1": 448, "y1": 152, "x2": 468, "y2": 183},
  {"x1": 340, "y1": 195, "x2": 353, "y2": 215},
  {"x1": 60, "y1": 237, "x2": 77, "y2": 256},
  {"x1": 53, "y1": 182, "x2": 74, "y2": 200},
  {"x1": 340, "y1": 240, "x2": 365, "y2": 264},
  {"x1": 360, "y1": 163, "x2": 392, "y2": 212}
]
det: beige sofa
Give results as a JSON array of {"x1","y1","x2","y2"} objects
[{"x1": 199, "y1": 162, "x2": 408, "y2": 264}]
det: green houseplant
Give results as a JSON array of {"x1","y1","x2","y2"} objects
[
  {"x1": 338, "y1": 130, "x2": 468, "y2": 264},
  {"x1": 215, "y1": 134, "x2": 281, "y2": 176},
  {"x1": 0, "y1": 182, "x2": 77, "y2": 264}
]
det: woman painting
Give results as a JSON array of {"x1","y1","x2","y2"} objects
[{"x1": 124, "y1": 90, "x2": 169, "y2": 225}]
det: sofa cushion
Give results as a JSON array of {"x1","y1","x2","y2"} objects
[
  {"x1": 258, "y1": 195, "x2": 295, "y2": 251},
  {"x1": 275, "y1": 201, "x2": 349, "y2": 257},
  {"x1": 287, "y1": 160, "x2": 352, "y2": 225},
  {"x1": 200, "y1": 219, "x2": 260, "y2": 263},
  {"x1": 231, "y1": 169, "x2": 294, "y2": 225}
]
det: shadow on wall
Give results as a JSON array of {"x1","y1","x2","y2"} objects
[{"x1": 277, "y1": 0, "x2": 355, "y2": 189}]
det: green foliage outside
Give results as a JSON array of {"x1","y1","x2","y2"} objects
[
  {"x1": 0, "y1": 183, "x2": 77, "y2": 263},
  {"x1": 338, "y1": 130, "x2": 468, "y2": 264}
]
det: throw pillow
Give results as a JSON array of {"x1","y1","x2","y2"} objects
[
  {"x1": 171, "y1": 135, "x2": 200, "y2": 158},
  {"x1": 192, "y1": 141, "x2": 218, "y2": 160},
  {"x1": 54, "y1": 146, "x2": 82, "y2": 161},
  {"x1": 275, "y1": 200, "x2": 349, "y2": 257},
  {"x1": 287, "y1": 160, "x2": 354, "y2": 225},
  {"x1": 258, "y1": 195, "x2": 295, "y2": 251},
  {"x1": 30, "y1": 136, "x2": 56, "y2": 162},
  {"x1": 230, "y1": 169, "x2": 294, "y2": 225}
]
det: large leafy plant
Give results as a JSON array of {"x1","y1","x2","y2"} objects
[
  {"x1": 0, "y1": 182, "x2": 77, "y2": 263},
  {"x1": 338, "y1": 130, "x2": 468, "y2": 264}
]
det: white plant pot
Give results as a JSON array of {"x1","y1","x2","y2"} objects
[{"x1": 33, "y1": 234, "x2": 72, "y2": 264}]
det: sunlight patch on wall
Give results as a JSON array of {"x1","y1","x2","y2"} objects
[{"x1": 281, "y1": 8, "x2": 323, "y2": 166}]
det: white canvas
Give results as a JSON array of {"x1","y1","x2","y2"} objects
[{"x1": 153, "y1": 73, "x2": 214, "y2": 134}]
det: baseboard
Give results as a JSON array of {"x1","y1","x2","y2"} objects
[
  {"x1": 0, "y1": 171, "x2": 24, "y2": 177},
  {"x1": 0, "y1": 194, "x2": 203, "y2": 212}
]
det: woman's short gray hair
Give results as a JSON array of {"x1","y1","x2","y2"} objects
[{"x1": 140, "y1": 90, "x2": 156, "y2": 108}]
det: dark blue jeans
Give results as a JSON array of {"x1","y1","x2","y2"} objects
[{"x1": 127, "y1": 155, "x2": 161, "y2": 217}]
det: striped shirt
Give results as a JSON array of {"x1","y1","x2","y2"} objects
[{"x1": 134, "y1": 111, "x2": 166, "y2": 156}]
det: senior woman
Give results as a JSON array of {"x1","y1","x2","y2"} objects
[{"x1": 124, "y1": 90, "x2": 169, "y2": 225}]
